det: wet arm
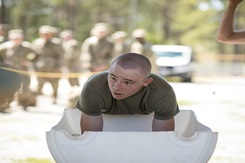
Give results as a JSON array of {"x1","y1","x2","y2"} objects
[
  {"x1": 80, "y1": 113, "x2": 103, "y2": 134},
  {"x1": 152, "y1": 117, "x2": 175, "y2": 131}
]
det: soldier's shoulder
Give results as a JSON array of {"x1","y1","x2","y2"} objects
[
  {"x1": 51, "y1": 37, "x2": 61, "y2": 44},
  {"x1": 65, "y1": 39, "x2": 79, "y2": 47},
  {"x1": 32, "y1": 38, "x2": 44, "y2": 45},
  {"x1": 22, "y1": 41, "x2": 33, "y2": 48},
  {"x1": 0, "y1": 41, "x2": 12, "y2": 49},
  {"x1": 85, "y1": 36, "x2": 98, "y2": 44}
]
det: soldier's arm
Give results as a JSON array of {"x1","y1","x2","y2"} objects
[
  {"x1": 217, "y1": 0, "x2": 245, "y2": 44},
  {"x1": 80, "y1": 113, "x2": 103, "y2": 134},
  {"x1": 152, "y1": 117, "x2": 175, "y2": 131}
]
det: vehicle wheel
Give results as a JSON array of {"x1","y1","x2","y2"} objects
[{"x1": 182, "y1": 77, "x2": 192, "y2": 82}]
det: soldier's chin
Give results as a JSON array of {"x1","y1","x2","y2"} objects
[{"x1": 112, "y1": 93, "x2": 125, "y2": 100}]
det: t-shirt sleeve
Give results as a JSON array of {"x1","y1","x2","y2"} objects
[
  {"x1": 153, "y1": 89, "x2": 180, "y2": 120},
  {"x1": 75, "y1": 82, "x2": 104, "y2": 116}
]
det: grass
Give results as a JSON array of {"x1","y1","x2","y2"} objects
[
  {"x1": 177, "y1": 100, "x2": 194, "y2": 106},
  {"x1": 14, "y1": 158, "x2": 54, "y2": 163}
]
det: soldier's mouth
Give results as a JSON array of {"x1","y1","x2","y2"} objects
[{"x1": 113, "y1": 92, "x2": 122, "y2": 95}]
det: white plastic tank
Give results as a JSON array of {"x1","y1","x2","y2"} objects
[{"x1": 46, "y1": 109, "x2": 218, "y2": 163}]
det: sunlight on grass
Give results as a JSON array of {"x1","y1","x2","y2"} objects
[
  {"x1": 177, "y1": 100, "x2": 194, "y2": 105},
  {"x1": 14, "y1": 158, "x2": 54, "y2": 163}
]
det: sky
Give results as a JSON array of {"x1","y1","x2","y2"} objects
[{"x1": 198, "y1": 0, "x2": 224, "y2": 11}]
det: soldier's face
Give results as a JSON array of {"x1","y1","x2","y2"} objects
[
  {"x1": 10, "y1": 37, "x2": 22, "y2": 46},
  {"x1": 95, "y1": 30, "x2": 107, "y2": 39},
  {"x1": 108, "y1": 64, "x2": 152, "y2": 100},
  {"x1": 40, "y1": 33, "x2": 53, "y2": 40}
]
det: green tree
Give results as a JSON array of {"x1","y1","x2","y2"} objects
[{"x1": 2, "y1": 0, "x2": 239, "y2": 55}]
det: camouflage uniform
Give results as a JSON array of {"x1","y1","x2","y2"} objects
[
  {"x1": 130, "y1": 29, "x2": 157, "y2": 73},
  {"x1": 111, "y1": 31, "x2": 130, "y2": 59},
  {"x1": 60, "y1": 30, "x2": 81, "y2": 87},
  {"x1": 0, "y1": 41, "x2": 37, "y2": 88},
  {"x1": 81, "y1": 23, "x2": 114, "y2": 72},
  {"x1": 0, "y1": 29, "x2": 38, "y2": 110},
  {"x1": 32, "y1": 25, "x2": 64, "y2": 103}
]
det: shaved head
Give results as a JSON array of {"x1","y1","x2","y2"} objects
[{"x1": 110, "y1": 53, "x2": 152, "y2": 77}]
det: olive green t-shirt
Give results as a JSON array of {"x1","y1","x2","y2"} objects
[{"x1": 75, "y1": 71, "x2": 179, "y2": 120}]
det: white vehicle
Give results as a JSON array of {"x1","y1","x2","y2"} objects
[{"x1": 151, "y1": 45, "x2": 193, "y2": 82}]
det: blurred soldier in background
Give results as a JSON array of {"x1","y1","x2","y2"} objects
[
  {"x1": 0, "y1": 29, "x2": 38, "y2": 110},
  {"x1": 111, "y1": 31, "x2": 130, "y2": 59},
  {"x1": 80, "y1": 26, "x2": 98, "y2": 70},
  {"x1": 81, "y1": 23, "x2": 114, "y2": 72},
  {"x1": 60, "y1": 30, "x2": 82, "y2": 108},
  {"x1": 32, "y1": 25, "x2": 64, "y2": 104},
  {"x1": 130, "y1": 29, "x2": 157, "y2": 73},
  {"x1": 60, "y1": 30, "x2": 81, "y2": 90},
  {"x1": 0, "y1": 68, "x2": 22, "y2": 112}
]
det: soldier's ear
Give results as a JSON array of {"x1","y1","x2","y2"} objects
[{"x1": 143, "y1": 77, "x2": 153, "y2": 86}]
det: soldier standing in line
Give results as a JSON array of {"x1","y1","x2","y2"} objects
[
  {"x1": 81, "y1": 23, "x2": 114, "y2": 72},
  {"x1": 60, "y1": 30, "x2": 82, "y2": 108},
  {"x1": 130, "y1": 29, "x2": 157, "y2": 73},
  {"x1": 32, "y1": 25, "x2": 64, "y2": 104},
  {"x1": 80, "y1": 26, "x2": 98, "y2": 71},
  {"x1": 0, "y1": 29, "x2": 39, "y2": 110},
  {"x1": 111, "y1": 31, "x2": 130, "y2": 59},
  {"x1": 60, "y1": 30, "x2": 81, "y2": 88}
]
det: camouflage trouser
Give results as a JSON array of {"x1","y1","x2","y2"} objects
[
  {"x1": 37, "y1": 77, "x2": 60, "y2": 99},
  {"x1": 68, "y1": 77, "x2": 80, "y2": 87},
  {"x1": 17, "y1": 74, "x2": 37, "y2": 110},
  {"x1": 0, "y1": 93, "x2": 14, "y2": 112},
  {"x1": 20, "y1": 74, "x2": 31, "y2": 91},
  {"x1": 66, "y1": 64, "x2": 81, "y2": 87}
]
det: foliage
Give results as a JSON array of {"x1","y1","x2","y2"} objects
[{"x1": 1, "y1": 0, "x2": 244, "y2": 54}]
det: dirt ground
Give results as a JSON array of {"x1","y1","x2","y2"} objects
[
  {"x1": 0, "y1": 101, "x2": 63, "y2": 163},
  {"x1": 1, "y1": 76, "x2": 245, "y2": 163}
]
